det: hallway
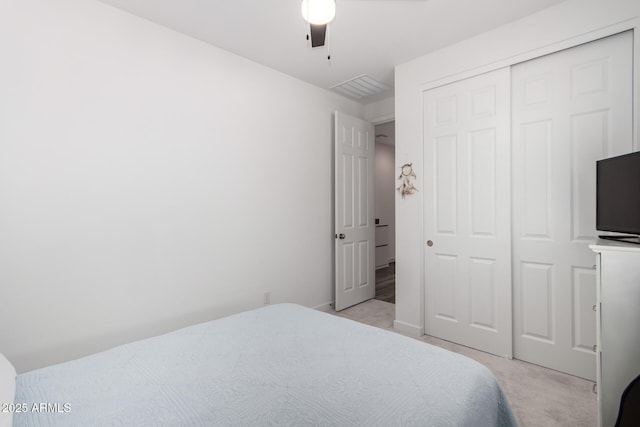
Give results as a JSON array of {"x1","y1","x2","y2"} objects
[{"x1": 374, "y1": 261, "x2": 395, "y2": 304}]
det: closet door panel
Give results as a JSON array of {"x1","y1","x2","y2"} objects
[
  {"x1": 512, "y1": 31, "x2": 633, "y2": 380},
  {"x1": 424, "y1": 68, "x2": 512, "y2": 358}
]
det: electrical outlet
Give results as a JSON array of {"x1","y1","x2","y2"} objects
[{"x1": 263, "y1": 291, "x2": 271, "y2": 305}]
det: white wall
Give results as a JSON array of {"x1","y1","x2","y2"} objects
[
  {"x1": 0, "y1": 0, "x2": 363, "y2": 372},
  {"x1": 394, "y1": 0, "x2": 640, "y2": 336},
  {"x1": 364, "y1": 96, "x2": 395, "y2": 124}
]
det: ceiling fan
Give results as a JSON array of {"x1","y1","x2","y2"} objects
[
  {"x1": 301, "y1": 0, "x2": 336, "y2": 48},
  {"x1": 302, "y1": 0, "x2": 423, "y2": 50}
]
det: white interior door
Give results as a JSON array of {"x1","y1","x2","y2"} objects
[
  {"x1": 512, "y1": 31, "x2": 633, "y2": 380},
  {"x1": 335, "y1": 111, "x2": 375, "y2": 311},
  {"x1": 423, "y1": 69, "x2": 512, "y2": 358}
]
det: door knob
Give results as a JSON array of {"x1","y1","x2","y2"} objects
[
  {"x1": 338, "y1": 233, "x2": 345, "y2": 239},
  {"x1": 426, "y1": 240, "x2": 433, "y2": 247}
]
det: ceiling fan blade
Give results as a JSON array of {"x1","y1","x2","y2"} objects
[{"x1": 309, "y1": 24, "x2": 327, "y2": 47}]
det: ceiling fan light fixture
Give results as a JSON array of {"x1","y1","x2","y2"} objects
[{"x1": 301, "y1": 0, "x2": 336, "y2": 25}]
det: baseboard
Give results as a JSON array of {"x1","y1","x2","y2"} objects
[
  {"x1": 393, "y1": 320, "x2": 423, "y2": 338},
  {"x1": 313, "y1": 301, "x2": 334, "y2": 312}
]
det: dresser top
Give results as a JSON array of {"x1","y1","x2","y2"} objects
[{"x1": 589, "y1": 238, "x2": 640, "y2": 253}]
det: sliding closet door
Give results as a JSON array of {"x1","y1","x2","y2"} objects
[
  {"x1": 423, "y1": 68, "x2": 512, "y2": 358},
  {"x1": 512, "y1": 31, "x2": 633, "y2": 380}
]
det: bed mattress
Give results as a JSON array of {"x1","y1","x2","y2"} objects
[{"x1": 14, "y1": 303, "x2": 517, "y2": 426}]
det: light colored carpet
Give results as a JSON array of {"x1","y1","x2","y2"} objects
[{"x1": 333, "y1": 299, "x2": 597, "y2": 427}]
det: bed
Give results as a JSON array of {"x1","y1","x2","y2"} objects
[{"x1": 4, "y1": 303, "x2": 517, "y2": 426}]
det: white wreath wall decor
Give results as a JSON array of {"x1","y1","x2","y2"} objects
[{"x1": 397, "y1": 163, "x2": 418, "y2": 199}]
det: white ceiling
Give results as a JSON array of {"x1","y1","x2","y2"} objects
[{"x1": 97, "y1": 0, "x2": 567, "y2": 102}]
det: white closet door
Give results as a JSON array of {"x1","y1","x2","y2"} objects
[
  {"x1": 512, "y1": 31, "x2": 633, "y2": 380},
  {"x1": 423, "y1": 68, "x2": 512, "y2": 358}
]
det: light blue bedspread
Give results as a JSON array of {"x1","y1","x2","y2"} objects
[{"x1": 15, "y1": 303, "x2": 517, "y2": 426}]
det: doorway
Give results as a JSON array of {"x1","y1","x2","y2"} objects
[{"x1": 374, "y1": 121, "x2": 396, "y2": 304}]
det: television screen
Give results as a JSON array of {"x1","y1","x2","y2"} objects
[{"x1": 596, "y1": 151, "x2": 640, "y2": 236}]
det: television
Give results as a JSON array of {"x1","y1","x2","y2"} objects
[{"x1": 596, "y1": 151, "x2": 640, "y2": 244}]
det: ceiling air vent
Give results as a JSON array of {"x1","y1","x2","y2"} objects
[{"x1": 331, "y1": 74, "x2": 390, "y2": 99}]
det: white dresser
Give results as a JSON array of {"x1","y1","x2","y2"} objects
[{"x1": 590, "y1": 240, "x2": 640, "y2": 427}]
